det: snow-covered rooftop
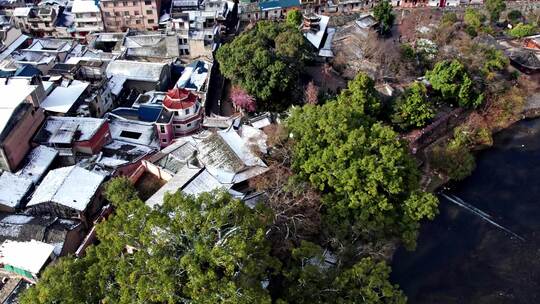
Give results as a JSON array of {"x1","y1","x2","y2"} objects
[
  {"x1": 195, "y1": 129, "x2": 267, "y2": 183},
  {"x1": 0, "y1": 172, "x2": 33, "y2": 209},
  {"x1": 27, "y1": 166, "x2": 106, "y2": 211},
  {"x1": 240, "y1": 125, "x2": 268, "y2": 154},
  {"x1": 145, "y1": 166, "x2": 202, "y2": 208},
  {"x1": 107, "y1": 114, "x2": 159, "y2": 147},
  {"x1": 12, "y1": 7, "x2": 32, "y2": 17},
  {"x1": 71, "y1": 0, "x2": 100, "y2": 13},
  {"x1": 182, "y1": 169, "x2": 229, "y2": 195},
  {"x1": 304, "y1": 14, "x2": 330, "y2": 50},
  {"x1": 0, "y1": 83, "x2": 37, "y2": 137},
  {"x1": 40, "y1": 81, "x2": 89, "y2": 114},
  {"x1": 0, "y1": 240, "x2": 54, "y2": 274},
  {"x1": 176, "y1": 60, "x2": 210, "y2": 92},
  {"x1": 35, "y1": 116, "x2": 106, "y2": 145},
  {"x1": 16, "y1": 146, "x2": 58, "y2": 184},
  {"x1": 106, "y1": 60, "x2": 168, "y2": 82}
]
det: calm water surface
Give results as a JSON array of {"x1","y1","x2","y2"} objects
[{"x1": 392, "y1": 119, "x2": 540, "y2": 304}]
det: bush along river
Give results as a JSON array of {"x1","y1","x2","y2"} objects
[{"x1": 391, "y1": 118, "x2": 540, "y2": 304}]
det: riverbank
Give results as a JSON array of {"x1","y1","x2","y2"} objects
[{"x1": 392, "y1": 118, "x2": 540, "y2": 304}]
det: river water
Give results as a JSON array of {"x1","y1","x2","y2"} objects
[{"x1": 391, "y1": 119, "x2": 540, "y2": 304}]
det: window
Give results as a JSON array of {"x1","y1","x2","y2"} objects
[
  {"x1": 124, "y1": 11, "x2": 129, "y2": 16},
  {"x1": 134, "y1": 10, "x2": 139, "y2": 15},
  {"x1": 122, "y1": 1, "x2": 128, "y2": 6},
  {"x1": 120, "y1": 130, "x2": 142, "y2": 139},
  {"x1": 115, "y1": 11, "x2": 121, "y2": 16},
  {"x1": 185, "y1": 108, "x2": 190, "y2": 115},
  {"x1": 147, "y1": 19, "x2": 154, "y2": 24},
  {"x1": 162, "y1": 138, "x2": 167, "y2": 143},
  {"x1": 103, "y1": 2, "x2": 109, "y2": 7},
  {"x1": 135, "y1": 19, "x2": 141, "y2": 24},
  {"x1": 144, "y1": 0, "x2": 151, "y2": 4},
  {"x1": 146, "y1": 9, "x2": 153, "y2": 14},
  {"x1": 159, "y1": 125, "x2": 165, "y2": 133},
  {"x1": 187, "y1": 123, "x2": 192, "y2": 127},
  {"x1": 104, "y1": 12, "x2": 111, "y2": 17},
  {"x1": 90, "y1": 12, "x2": 96, "y2": 17},
  {"x1": 132, "y1": 1, "x2": 137, "y2": 5}
]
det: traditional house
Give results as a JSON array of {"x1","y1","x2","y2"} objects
[
  {"x1": 105, "y1": 60, "x2": 171, "y2": 92},
  {"x1": 0, "y1": 173, "x2": 33, "y2": 212},
  {"x1": 33, "y1": 116, "x2": 112, "y2": 158},
  {"x1": 122, "y1": 30, "x2": 180, "y2": 60},
  {"x1": 143, "y1": 128, "x2": 269, "y2": 207},
  {"x1": 25, "y1": 165, "x2": 107, "y2": 223},
  {"x1": 0, "y1": 214, "x2": 84, "y2": 257},
  {"x1": 40, "y1": 79, "x2": 90, "y2": 115},
  {"x1": 0, "y1": 240, "x2": 54, "y2": 283}
]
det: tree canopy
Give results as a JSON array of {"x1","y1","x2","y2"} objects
[
  {"x1": 508, "y1": 23, "x2": 538, "y2": 38},
  {"x1": 425, "y1": 60, "x2": 484, "y2": 109},
  {"x1": 286, "y1": 9, "x2": 303, "y2": 27},
  {"x1": 287, "y1": 73, "x2": 438, "y2": 249},
  {"x1": 279, "y1": 241, "x2": 407, "y2": 304},
  {"x1": 21, "y1": 179, "x2": 279, "y2": 304},
  {"x1": 485, "y1": 0, "x2": 506, "y2": 22},
  {"x1": 373, "y1": 0, "x2": 395, "y2": 35},
  {"x1": 216, "y1": 21, "x2": 307, "y2": 111},
  {"x1": 391, "y1": 82, "x2": 435, "y2": 130}
]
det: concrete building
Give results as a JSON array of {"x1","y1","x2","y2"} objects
[
  {"x1": 71, "y1": 0, "x2": 104, "y2": 38},
  {"x1": 0, "y1": 81, "x2": 46, "y2": 172},
  {"x1": 100, "y1": 0, "x2": 162, "y2": 32},
  {"x1": 168, "y1": 0, "x2": 230, "y2": 59},
  {"x1": 12, "y1": 4, "x2": 61, "y2": 37}
]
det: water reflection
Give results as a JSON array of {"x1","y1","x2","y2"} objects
[{"x1": 391, "y1": 119, "x2": 540, "y2": 304}]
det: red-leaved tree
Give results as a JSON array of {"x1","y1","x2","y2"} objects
[
  {"x1": 304, "y1": 81, "x2": 319, "y2": 105},
  {"x1": 230, "y1": 86, "x2": 256, "y2": 112}
]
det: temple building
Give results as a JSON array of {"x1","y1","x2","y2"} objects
[{"x1": 155, "y1": 87, "x2": 203, "y2": 147}]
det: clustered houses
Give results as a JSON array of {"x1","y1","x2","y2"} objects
[
  {"x1": 0, "y1": 0, "x2": 246, "y2": 294},
  {"x1": 0, "y1": 0, "x2": 535, "y2": 300}
]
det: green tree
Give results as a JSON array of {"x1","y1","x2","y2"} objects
[
  {"x1": 21, "y1": 180, "x2": 279, "y2": 304},
  {"x1": 464, "y1": 8, "x2": 485, "y2": 30},
  {"x1": 280, "y1": 241, "x2": 407, "y2": 304},
  {"x1": 287, "y1": 73, "x2": 438, "y2": 249},
  {"x1": 485, "y1": 0, "x2": 506, "y2": 22},
  {"x1": 508, "y1": 23, "x2": 538, "y2": 38},
  {"x1": 373, "y1": 0, "x2": 395, "y2": 35},
  {"x1": 335, "y1": 73, "x2": 381, "y2": 117},
  {"x1": 441, "y1": 12, "x2": 458, "y2": 25},
  {"x1": 216, "y1": 21, "x2": 307, "y2": 111},
  {"x1": 286, "y1": 9, "x2": 302, "y2": 27},
  {"x1": 391, "y1": 82, "x2": 435, "y2": 130},
  {"x1": 431, "y1": 138, "x2": 476, "y2": 181},
  {"x1": 507, "y1": 10, "x2": 522, "y2": 24},
  {"x1": 425, "y1": 60, "x2": 484, "y2": 108}
]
